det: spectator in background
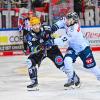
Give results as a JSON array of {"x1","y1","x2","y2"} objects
[
  {"x1": 28, "y1": 10, "x2": 36, "y2": 18},
  {"x1": 0, "y1": 0, "x2": 3, "y2": 8},
  {"x1": 10, "y1": 0, "x2": 21, "y2": 8},
  {"x1": 32, "y1": 0, "x2": 44, "y2": 8},
  {"x1": 18, "y1": 12, "x2": 30, "y2": 53},
  {"x1": 11, "y1": 0, "x2": 31, "y2": 8},
  {"x1": 19, "y1": 0, "x2": 29, "y2": 17},
  {"x1": 0, "y1": 0, "x2": 20, "y2": 8},
  {"x1": 74, "y1": 0, "x2": 82, "y2": 15},
  {"x1": 11, "y1": 0, "x2": 29, "y2": 8},
  {"x1": 1, "y1": 0, "x2": 8, "y2": 8},
  {"x1": 18, "y1": 10, "x2": 36, "y2": 54},
  {"x1": 20, "y1": 0, "x2": 28, "y2": 8},
  {"x1": 98, "y1": 0, "x2": 100, "y2": 6}
]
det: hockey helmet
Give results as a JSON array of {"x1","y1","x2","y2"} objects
[
  {"x1": 30, "y1": 17, "x2": 41, "y2": 25},
  {"x1": 66, "y1": 12, "x2": 79, "y2": 22}
]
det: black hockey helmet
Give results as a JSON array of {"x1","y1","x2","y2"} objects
[{"x1": 66, "y1": 12, "x2": 79, "y2": 22}]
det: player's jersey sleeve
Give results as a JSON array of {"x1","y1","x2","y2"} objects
[
  {"x1": 53, "y1": 23, "x2": 80, "y2": 46},
  {"x1": 54, "y1": 34, "x2": 68, "y2": 46},
  {"x1": 43, "y1": 25, "x2": 52, "y2": 35},
  {"x1": 51, "y1": 17, "x2": 67, "y2": 33}
]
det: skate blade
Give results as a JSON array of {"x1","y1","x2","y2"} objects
[
  {"x1": 64, "y1": 85, "x2": 75, "y2": 90},
  {"x1": 64, "y1": 84, "x2": 81, "y2": 90},
  {"x1": 27, "y1": 86, "x2": 39, "y2": 91},
  {"x1": 75, "y1": 83, "x2": 81, "y2": 88}
]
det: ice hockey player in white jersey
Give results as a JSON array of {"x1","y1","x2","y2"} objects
[{"x1": 51, "y1": 12, "x2": 100, "y2": 88}]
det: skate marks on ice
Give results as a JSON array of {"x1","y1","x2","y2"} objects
[
  {"x1": 25, "y1": 73, "x2": 100, "y2": 100},
  {"x1": 0, "y1": 55, "x2": 100, "y2": 100}
]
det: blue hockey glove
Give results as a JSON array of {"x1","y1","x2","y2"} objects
[{"x1": 44, "y1": 39, "x2": 54, "y2": 49}]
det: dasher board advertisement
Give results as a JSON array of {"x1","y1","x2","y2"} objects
[{"x1": 0, "y1": 30, "x2": 23, "y2": 51}]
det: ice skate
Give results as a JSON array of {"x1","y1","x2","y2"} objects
[
  {"x1": 64, "y1": 72, "x2": 80, "y2": 90},
  {"x1": 27, "y1": 81, "x2": 39, "y2": 91}
]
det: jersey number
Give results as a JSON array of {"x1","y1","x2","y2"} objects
[{"x1": 62, "y1": 37, "x2": 67, "y2": 42}]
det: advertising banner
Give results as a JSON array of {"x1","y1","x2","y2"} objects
[
  {"x1": 82, "y1": 27, "x2": 100, "y2": 47},
  {"x1": 0, "y1": 27, "x2": 100, "y2": 56},
  {"x1": 0, "y1": 30, "x2": 23, "y2": 51}
]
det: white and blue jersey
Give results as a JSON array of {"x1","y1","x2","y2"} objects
[{"x1": 52, "y1": 18, "x2": 89, "y2": 54}]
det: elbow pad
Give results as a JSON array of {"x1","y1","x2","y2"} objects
[{"x1": 51, "y1": 24, "x2": 59, "y2": 33}]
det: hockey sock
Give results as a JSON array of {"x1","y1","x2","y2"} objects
[
  {"x1": 63, "y1": 57, "x2": 74, "y2": 79},
  {"x1": 89, "y1": 66, "x2": 100, "y2": 80}
]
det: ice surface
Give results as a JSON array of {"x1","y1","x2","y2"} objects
[{"x1": 0, "y1": 52, "x2": 100, "y2": 100}]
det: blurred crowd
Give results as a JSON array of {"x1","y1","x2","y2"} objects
[
  {"x1": 0, "y1": 0, "x2": 99, "y2": 11},
  {"x1": 0, "y1": 0, "x2": 47, "y2": 9},
  {"x1": 0, "y1": 0, "x2": 99, "y2": 28}
]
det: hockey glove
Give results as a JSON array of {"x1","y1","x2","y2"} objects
[
  {"x1": 44, "y1": 39, "x2": 54, "y2": 49},
  {"x1": 32, "y1": 44, "x2": 44, "y2": 54}
]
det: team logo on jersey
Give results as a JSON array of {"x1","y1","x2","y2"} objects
[
  {"x1": 62, "y1": 37, "x2": 67, "y2": 42},
  {"x1": 70, "y1": 26, "x2": 74, "y2": 32},
  {"x1": 55, "y1": 56, "x2": 63, "y2": 65},
  {"x1": 86, "y1": 58, "x2": 93, "y2": 64}
]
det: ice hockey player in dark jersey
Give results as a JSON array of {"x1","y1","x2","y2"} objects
[{"x1": 25, "y1": 17, "x2": 63, "y2": 90}]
